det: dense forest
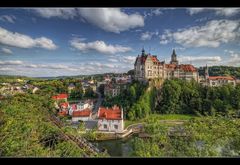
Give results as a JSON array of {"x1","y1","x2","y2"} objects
[
  {"x1": 157, "y1": 79, "x2": 240, "y2": 117},
  {"x1": 102, "y1": 80, "x2": 155, "y2": 119},
  {"x1": 198, "y1": 65, "x2": 240, "y2": 79}
]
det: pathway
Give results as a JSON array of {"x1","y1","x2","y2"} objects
[{"x1": 92, "y1": 89, "x2": 103, "y2": 119}]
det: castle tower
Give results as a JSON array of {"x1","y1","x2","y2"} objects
[
  {"x1": 170, "y1": 49, "x2": 179, "y2": 65},
  {"x1": 141, "y1": 48, "x2": 145, "y2": 56}
]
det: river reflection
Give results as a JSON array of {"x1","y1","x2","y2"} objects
[{"x1": 94, "y1": 135, "x2": 137, "y2": 157}]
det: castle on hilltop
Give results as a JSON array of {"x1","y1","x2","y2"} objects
[{"x1": 134, "y1": 49, "x2": 199, "y2": 82}]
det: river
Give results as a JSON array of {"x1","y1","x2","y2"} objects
[{"x1": 93, "y1": 135, "x2": 137, "y2": 157}]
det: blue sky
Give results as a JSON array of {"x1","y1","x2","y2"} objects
[{"x1": 0, "y1": 8, "x2": 240, "y2": 77}]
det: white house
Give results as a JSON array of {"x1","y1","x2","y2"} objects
[
  {"x1": 97, "y1": 105, "x2": 124, "y2": 133},
  {"x1": 69, "y1": 100, "x2": 93, "y2": 116},
  {"x1": 72, "y1": 108, "x2": 92, "y2": 122},
  {"x1": 208, "y1": 76, "x2": 236, "y2": 87}
]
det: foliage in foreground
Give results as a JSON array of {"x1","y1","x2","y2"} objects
[
  {"x1": 131, "y1": 116, "x2": 240, "y2": 157},
  {"x1": 0, "y1": 93, "x2": 94, "y2": 157}
]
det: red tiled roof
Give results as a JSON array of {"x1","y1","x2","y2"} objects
[
  {"x1": 98, "y1": 106, "x2": 122, "y2": 120},
  {"x1": 60, "y1": 102, "x2": 69, "y2": 108},
  {"x1": 72, "y1": 108, "x2": 92, "y2": 117},
  {"x1": 178, "y1": 64, "x2": 197, "y2": 72},
  {"x1": 52, "y1": 94, "x2": 68, "y2": 100},
  {"x1": 208, "y1": 76, "x2": 235, "y2": 80},
  {"x1": 165, "y1": 64, "x2": 177, "y2": 69},
  {"x1": 151, "y1": 56, "x2": 159, "y2": 63}
]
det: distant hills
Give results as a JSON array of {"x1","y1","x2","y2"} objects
[
  {"x1": 3, "y1": 66, "x2": 240, "y2": 80},
  {"x1": 198, "y1": 66, "x2": 240, "y2": 79},
  {"x1": 0, "y1": 71, "x2": 132, "y2": 80}
]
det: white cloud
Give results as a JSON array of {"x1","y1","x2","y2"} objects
[
  {"x1": 78, "y1": 8, "x2": 144, "y2": 33},
  {"x1": 140, "y1": 31, "x2": 159, "y2": 41},
  {"x1": 179, "y1": 56, "x2": 222, "y2": 63},
  {"x1": 223, "y1": 50, "x2": 240, "y2": 66},
  {"x1": 159, "y1": 20, "x2": 240, "y2": 48},
  {"x1": 70, "y1": 38, "x2": 132, "y2": 54},
  {"x1": 187, "y1": 8, "x2": 240, "y2": 17},
  {"x1": 141, "y1": 32, "x2": 153, "y2": 40},
  {"x1": 0, "y1": 59, "x2": 134, "y2": 77},
  {"x1": 173, "y1": 47, "x2": 185, "y2": 51},
  {"x1": 122, "y1": 56, "x2": 136, "y2": 64},
  {"x1": 0, "y1": 26, "x2": 57, "y2": 50},
  {"x1": 32, "y1": 8, "x2": 77, "y2": 19},
  {"x1": 144, "y1": 8, "x2": 163, "y2": 18},
  {"x1": 0, "y1": 60, "x2": 23, "y2": 65},
  {"x1": 0, "y1": 15, "x2": 16, "y2": 23},
  {"x1": 108, "y1": 58, "x2": 119, "y2": 62},
  {"x1": 215, "y1": 8, "x2": 240, "y2": 16},
  {"x1": 1, "y1": 48, "x2": 12, "y2": 54},
  {"x1": 187, "y1": 8, "x2": 206, "y2": 15},
  {"x1": 31, "y1": 8, "x2": 144, "y2": 33},
  {"x1": 152, "y1": 9, "x2": 163, "y2": 16},
  {"x1": 159, "y1": 29, "x2": 172, "y2": 45}
]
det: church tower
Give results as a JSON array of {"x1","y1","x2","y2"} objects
[
  {"x1": 170, "y1": 49, "x2": 179, "y2": 65},
  {"x1": 205, "y1": 64, "x2": 209, "y2": 80}
]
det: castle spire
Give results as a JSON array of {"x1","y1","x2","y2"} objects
[
  {"x1": 141, "y1": 47, "x2": 145, "y2": 56},
  {"x1": 173, "y1": 49, "x2": 176, "y2": 55},
  {"x1": 170, "y1": 49, "x2": 178, "y2": 65}
]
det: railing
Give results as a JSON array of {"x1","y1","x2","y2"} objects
[{"x1": 49, "y1": 114, "x2": 103, "y2": 156}]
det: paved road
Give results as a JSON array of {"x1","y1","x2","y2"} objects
[{"x1": 92, "y1": 89, "x2": 103, "y2": 119}]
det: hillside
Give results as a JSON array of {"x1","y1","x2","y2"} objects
[
  {"x1": 0, "y1": 93, "x2": 105, "y2": 157},
  {"x1": 198, "y1": 66, "x2": 240, "y2": 79}
]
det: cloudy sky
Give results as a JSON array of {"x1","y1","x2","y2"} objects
[{"x1": 0, "y1": 8, "x2": 240, "y2": 77}]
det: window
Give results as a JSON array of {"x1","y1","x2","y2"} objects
[
  {"x1": 104, "y1": 124, "x2": 107, "y2": 129},
  {"x1": 114, "y1": 125, "x2": 118, "y2": 129}
]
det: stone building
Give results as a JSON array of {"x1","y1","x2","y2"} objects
[{"x1": 134, "y1": 49, "x2": 198, "y2": 82}]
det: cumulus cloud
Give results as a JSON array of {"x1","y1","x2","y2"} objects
[
  {"x1": 173, "y1": 47, "x2": 185, "y2": 51},
  {"x1": 0, "y1": 60, "x2": 23, "y2": 65},
  {"x1": 187, "y1": 8, "x2": 206, "y2": 15},
  {"x1": 179, "y1": 56, "x2": 222, "y2": 63},
  {"x1": 143, "y1": 8, "x2": 163, "y2": 18},
  {"x1": 0, "y1": 59, "x2": 133, "y2": 77},
  {"x1": 31, "y1": 8, "x2": 144, "y2": 33},
  {"x1": 159, "y1": 29, "x2": 172, "y2": 45},
  {"x1": 223, "y1": 50, "x2": 240, "y2": 66},
  {"x1": 215, "y1": 8, "x2": 240, "y2": 16},
  {"x1": 32, "y1": 8, "x2": 77, "y2": 19},
  {"x1": 0, "y1": 15, "x2": 16, "y2": 23},
  {"x1": 1, "y1": 48, "x2": 12, "y2": 54},
  {"x1": 140, "y1": 31, "x2": 159, "y2": 40},
  {"x1": 78, "y1": 8, "x2": 144, "y2": 33},
  {"x1": 187, "y1": 8, "x2": 240, "y2": 17},
  {"x1": 108, "y1": 58, "x2": 119, "y2": 62},
  {"x1": 0, "y1": 27, "x2": 57, "y2": 50},
  {"x1": 122, "y1": 56, "x2": 136, "y2": 64},
  {"x1": 70, "y1": 38, "x2": 132, "y2": 54},
  {"x1": 159, "y1": 20, "x2": 240, "y2": 48}
]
